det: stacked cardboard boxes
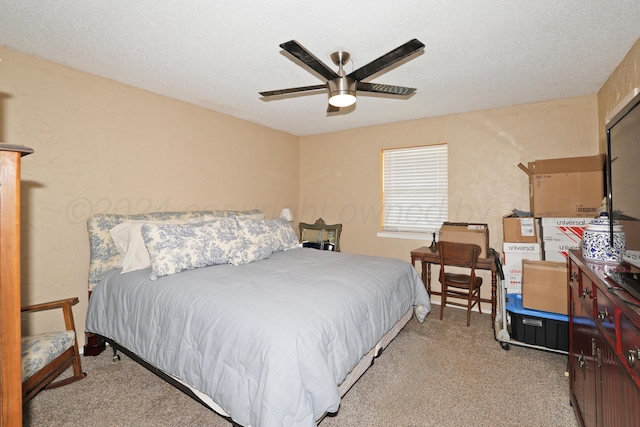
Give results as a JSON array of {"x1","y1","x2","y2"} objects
[{"x1": 502, "y1": 154, "x2": 605, "y2": 316}]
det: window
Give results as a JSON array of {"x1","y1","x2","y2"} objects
[{"x1": 380, "y1": 144, "x2": 448, "y2": 236}]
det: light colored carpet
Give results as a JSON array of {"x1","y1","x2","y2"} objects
[{"x1": 23, "y1": 307, "x2": 579, "y2": 427}]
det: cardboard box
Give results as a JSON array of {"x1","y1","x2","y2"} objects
[
  {"x1": 518, "y1": 154, "x2": 605, "y2": 218},
  {"x1": 522, "y1": 260, "x2": 568, "y2": 315},
  {"x1": 503, "y1": 243, "x2": 541, "y2": 294},
  {"x1": 503, "y1": 214, "x2": 538, "y2": 243},
  {"x1": 543, "y1": 251, "x2": 572, "y2": 263},
  {"x1": 543, "y1": 240, "x2": 580, "y2": 262},
  {"x1": 502, "y1": 242, "x2": 541, "y2": 274},
  {"x1": 438, "y1": 222, "x2": 489, "y2": 258},
  {"x1": 540, "y1": 217, "x2": 588, "y2": 243},
  {"x1": 540, "y1": 217, "x2": 586, "y2": 262},
  {"x1": 504, "y1": 273, "x2": 523, "y2": 294}
]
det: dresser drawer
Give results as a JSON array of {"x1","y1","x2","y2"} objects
[
  {"x1": 579, "y1": 274, "x2": 596, "y2": 317},
  {"x1": 594, "y1": 286, "x2": 616, "y2": 347},
  {"x1": 620, "y1": 314, "x2": 640, "y2": 383},
  {"x1": 569, "y1": 262, "x2": 580, "y2": 293},
  {"x1": 569, "y1": 259, "x2": 596, "y2": 316}
]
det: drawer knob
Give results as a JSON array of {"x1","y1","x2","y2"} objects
[
  {"x1": 577, "y1": 354, "x2": 585, "y2": 370},
  {"x1": 597, "y1": 308, "x2": 609, "y2": 322},
  {"x1": 629, "y1": 346, "x2": 639, "y2": 367},
  {"x1": 581, "y1": 287, "x2": 592, "y2": 298}
]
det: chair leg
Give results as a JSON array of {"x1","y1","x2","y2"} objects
[
  {"x1": 45, "y1": 342, "x2": 87, "y2": 391},
  {"x1": 466, "y1": 288, "x2": 473, "y2": 326},
  {"x1": 71, "y1": 343, "x2": 87, "y2": 380},
  {"x1": 439, "y1": 285, "x2": 446, "y2": 321},
  {"x1": 477, "y1": 288, "x2": 482, "y2": 314},
  {"x1": 45, "y1": 351, "x2": 86, "y2": 390}
]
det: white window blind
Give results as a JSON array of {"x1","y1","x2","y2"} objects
[{"x1": 382, "y1": 144, "x2": 448, "y2": 233}]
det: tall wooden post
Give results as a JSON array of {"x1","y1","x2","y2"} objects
[{"x1": 0, "y1": 144, "x2": 33, "y2": 427}]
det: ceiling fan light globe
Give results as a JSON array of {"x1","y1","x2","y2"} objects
[
  {"x1": 328, "y1": 77, "x2": 357, "y2": 107},
  {"x1": 329, "y1": 93, "x2": 356, "y2": 107}
]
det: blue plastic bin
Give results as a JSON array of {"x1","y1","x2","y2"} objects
[{"x1": 506, "y1": 293, "x2": 569, "y2": 351}]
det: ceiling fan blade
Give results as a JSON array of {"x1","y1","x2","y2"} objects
[
  {"x1": 356, "y1": 82, "x2": 416, "y2": 96},
  {"x1": 327, "y1": 104, "x2": 340, "y2": 113},
  {"x1": 280, "y1": 40, "x2": 340, "y2": 81},
  {"x1": 259, "y1": 84, "x2": 326, "y2": 97},
  {"x1": 347, "y1": 39, "x2": 425, "y2": 81}
]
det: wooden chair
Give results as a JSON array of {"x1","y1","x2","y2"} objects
[
  {"x1": 21, "y1": 297, "x2": 86, "y2": 402},
  {"x1": 437, "y1": 241, "x2": 483, "y2": 326}
]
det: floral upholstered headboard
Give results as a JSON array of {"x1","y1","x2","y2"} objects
[{"x1": 86, "y1": 209, "x2": 262, "y2": 290}]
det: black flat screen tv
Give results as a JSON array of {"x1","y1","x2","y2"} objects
[{"x1": 606, "y1": 90, "x2": 640, "y2": 259}]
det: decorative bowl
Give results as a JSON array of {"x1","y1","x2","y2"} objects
[{"x1": 581, "y1": 212, "x2": 625, "y2": 263}]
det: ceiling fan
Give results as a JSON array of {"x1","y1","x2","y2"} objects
[{"x1": 259, "y1": 39, "x2": 425, "y2": 112}]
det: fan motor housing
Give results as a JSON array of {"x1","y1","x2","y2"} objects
[{"x1": 328, "y1": 77, "x2": 356, "y2": 106}]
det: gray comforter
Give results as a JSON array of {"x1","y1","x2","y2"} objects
[{"x1": 86, "y1": 248, "x2": 431, "y2": 427}]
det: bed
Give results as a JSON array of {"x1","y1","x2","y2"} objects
[{"x1": 84, "y1": 209, "x2": 431, "y2": 427}]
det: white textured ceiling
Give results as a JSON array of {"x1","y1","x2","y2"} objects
[{"x1": 1, "y1": 1, "x2": 639, "y2": 136}]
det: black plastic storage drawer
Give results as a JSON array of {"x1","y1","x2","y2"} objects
[{"x1": 506, "y1": 293, "x2": 569, "y2": 351}]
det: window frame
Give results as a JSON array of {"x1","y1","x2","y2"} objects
[{"x1": 378, "y1": 143, "x2": 448, "y2": 240}]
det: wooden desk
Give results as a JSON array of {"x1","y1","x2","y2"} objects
[{"x1": 410, "y1": 246, "x2": 498, "y2": 328}]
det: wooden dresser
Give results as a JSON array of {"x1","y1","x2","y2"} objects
[
  {"x1": 567, "y1": 250, "x2": 640, "y2": 427},
  {"x1": 0, "y1": 144, "x2": 33, "y2": 427}
]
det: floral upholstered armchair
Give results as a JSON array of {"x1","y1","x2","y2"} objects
[{"x1": 21, "y1": 297, "x2": 86, "y2": 402}]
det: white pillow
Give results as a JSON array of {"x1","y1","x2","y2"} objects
[{"x1": 110, "y1": 219, "x2": 193, "y2": 273}]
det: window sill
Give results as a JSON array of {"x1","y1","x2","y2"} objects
[{"x1": 377, "y1": 231, "x2": 434, "y2": 241}]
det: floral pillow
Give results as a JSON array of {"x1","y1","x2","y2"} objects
[
  {"x1": 234, "y1": 218, "x2": 275, "y2": 266},
  {"x1": 233, "y1": 217, "x2": 300, "y2": 265},
  {"x1": 204, "y1": 212, "x2": 265, "y2": 221},
  {"x1": 87, "y1": 210, "x2": 263, "y2": 288},
  {"x1": 263, "y1": 217, "x2": 300, "y2": 252},
  {"x1": 141, "y1": 218, "x2": 242, "y2": 279}
]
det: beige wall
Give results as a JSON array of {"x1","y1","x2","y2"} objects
[
  {"x1": 299, "y1": 95, "x2": 599, "y2": 303},
  {"x1": 0, "y1": 47, "x2": 299, "y2": 340},
  {"x1": 597, "y1": 37, "x2": 640, "y2": 152},
  {"x1": 4, "y1": 34, "x2": 638, "y2": 338}
]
